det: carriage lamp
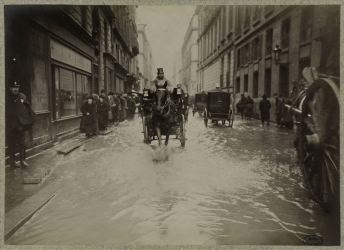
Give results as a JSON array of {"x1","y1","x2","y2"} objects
[{"x1": 272, "y1": 45, "x2": 282, "y2": 65}]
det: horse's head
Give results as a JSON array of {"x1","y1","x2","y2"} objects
[{"x1": 154, "y1": 88, "x2": 170, "y2": 113}]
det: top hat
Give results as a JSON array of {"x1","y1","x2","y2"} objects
[
  {"x1": 157, "y1": 68, "x2": 164, "y2": 74},
  {"x1": 10, "y1": 81, "x2": 20, "y2": 88}
]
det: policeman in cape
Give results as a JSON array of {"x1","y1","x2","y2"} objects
[{"x1": 6, "y1": 81, "x2": 36, "y2": 168}]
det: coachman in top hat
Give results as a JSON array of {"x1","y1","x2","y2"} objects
[
  {"x1": 150, "y1": 68, "x2": 173, "y2": 92},
  {"x1": 6, "y1": 81, "x2": 36, "y2": 168}
]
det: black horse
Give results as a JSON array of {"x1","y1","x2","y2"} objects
[{"x1": 151, "y1": 87, "x2": 177, "y2": 146}]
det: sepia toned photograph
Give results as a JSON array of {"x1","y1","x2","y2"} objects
[{"x1": 2, "y1": 1, "x2": 341, "y2": 247}]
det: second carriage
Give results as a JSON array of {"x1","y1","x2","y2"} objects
[{"x1": 203, "y1": 91, "x2": 234, "y2": 127}]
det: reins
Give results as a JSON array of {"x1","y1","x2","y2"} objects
[{"x1": 154, "y1": 89, "x2": 174, "y2": 118}]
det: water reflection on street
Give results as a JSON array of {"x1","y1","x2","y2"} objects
[{"x1": 7, "y1": 114, "x2": 339, "y2": 245}]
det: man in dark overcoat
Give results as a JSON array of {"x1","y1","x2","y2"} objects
[
  {"x1": 97, "y1": 96, "x2": 110, "y2": 131},
  {"x1": 6, "y1": 81, "x2": 35, "y2": 168},
  {"x1": 80, "y1": 97, "x2": 97, "y2": 137},
  {"x1": 259, "y1": 94, "x2": 271, "y2": 126}
]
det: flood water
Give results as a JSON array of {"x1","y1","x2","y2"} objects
[{"x1": 6, "y1": 114, "x2": 340, "y2": 245}]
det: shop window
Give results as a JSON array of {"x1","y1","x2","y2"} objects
[{"x1": 53, "y1": 65, "x2": 91, "y2": 119}]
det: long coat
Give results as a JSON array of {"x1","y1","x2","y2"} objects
[
  {"x1": 80, "y1": 102, "x2": 97, "y2": 134},
  {"x1": 259, "y1": 99, "x2": 271, "y2": 120},
  {"x1": 108, "y1": 96, "x2": 115, "y2": 120},
  {"x1": 97, "y1": 101, "x2": 109, "y2": 127}
]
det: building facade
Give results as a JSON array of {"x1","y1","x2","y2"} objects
[
  {"x1": 196, "y1": 5, "x2": 236, "y2": 95},
  {"x1": 180, "y1": 14, "x2": 198, "y2": 96},
  {"x1": 5, "y1": 5, "x2": 139, "y2": 156},
  {"x1": 137, "y1": 24, "x2": 155, "y2": 91},
  {"x1": 170, "y1": 50, "x2": 182, "y2": 87},
  {"x1": 196, "y1": 5, "x2": 339, "y2": 120},
  {"x1": 233, "y1": 5, "x2": 339, "y2": 118}
]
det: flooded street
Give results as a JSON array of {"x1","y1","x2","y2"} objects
[{"x1": 6, "y1": 114, "x2": 339, "y2": 245}]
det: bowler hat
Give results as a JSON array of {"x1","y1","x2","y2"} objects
[
  {"x1": 157, "y1": 68, "x2": 164, "y2": 74},
  {"x1": 262, "y1": 94, "x2": 267, "y2": 98},
  {"x1": 10, "y1": 81, "x2": 20, "y2": 88},
  {"x1": 86, "y1": 96, "x2": 93, "y2": 100}
]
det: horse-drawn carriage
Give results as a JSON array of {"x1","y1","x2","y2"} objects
[
  {"x1": 142, "y1": 87, "x2": 186, "y2": 147},
  {"x1": 287, "y1": 67, "x2": 339, "y2": 212},
  {"x1": 192, "y1": 92, "x2": 207, "y2": 117},
  {"x1": 203, "y1": 91, "x2": 234, "y2": 127}
]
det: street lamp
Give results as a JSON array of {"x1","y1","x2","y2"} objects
[{"x1": 272, "y1": 45, "x2": 282, "y2": 65}]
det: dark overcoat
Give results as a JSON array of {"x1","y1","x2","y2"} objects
[
  {"x1": 80, "y1": 102, "x2": 97, "y2": 134},
  {"x1": 6, "y1": 92, "x2": 36, "y2": 131},
  {"x1": 259, "y1": 99, "x2": 271, "y2": 120},
  {"x1": 97, "y1": 101, "x2": 109, "y2": 127}
]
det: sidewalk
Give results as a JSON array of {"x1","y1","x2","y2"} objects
[{"x1": 4, "y1": 125, "x2": 118, "y2": 242}]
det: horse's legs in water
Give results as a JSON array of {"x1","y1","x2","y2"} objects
[
  {"x1": 165, "y1": 128, "x2": 170, "y2": 146},
  {"x1": 156, "y1": 126, "x2": 162, "y2": 146}
]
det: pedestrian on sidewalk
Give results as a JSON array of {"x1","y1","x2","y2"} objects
[
  {"x1": 113, "y1": 93, "x2": 120, "y2": 124},
  {"x1": 128, "y1": 95, "x2": 136, "y2": 119},
  {"x1": 97, "y1": 96, "x2": 110, "y2": 131},
  {"x1": 92, "y1": 93, "x2": 100, "y2": 135},
  {"x1": 108, "y1": 92, "x2": 115, "y2": 125},
  {"x1": 80, "y1": 96, "x2": 97, "y2": 138},
  {"x1": 259, "y1": 94, "x2": 271, "y2": 126},
  {"x1": 244, "y1": 95, "x2": 254, "y2": 120},
  {"x1": 236, "y1": 94, "x2": 247, "y2": 119},
  {"x1": 6, "y1": 81, "x2": 36, "y2": 168}
]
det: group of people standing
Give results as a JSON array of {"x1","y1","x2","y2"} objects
[
  {"x1": 80, "y1": 90, "x2": 137, "y2": 138},
  {"x1": 236, "y1": 94, "x2": 255, "y2": 120},
  {"x1": 236, "y1": 93, "x2": 293, "y2": 128}
]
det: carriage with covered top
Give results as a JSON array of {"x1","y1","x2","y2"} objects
[
  {"x1": 141, "y1": 87, "x2": 186, "y2": 147},
  {"x1": 203, "y1": 91, "x2": 234, "y2": 128}
]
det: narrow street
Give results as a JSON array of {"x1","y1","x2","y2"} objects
[{"x1": 6, "y1": 114, "x2": 339, "y2": 245}]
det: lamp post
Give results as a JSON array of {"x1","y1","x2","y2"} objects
[{"x1": 272, "y1": 45, "x2": 282, "y2": 65}]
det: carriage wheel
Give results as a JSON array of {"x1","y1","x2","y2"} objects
[
  {"x1": 299, "y1": 78, "x2": 339, "y2": 212},
  {"x1": 180, "y1": 115, "x2": 186, "y2": 147},
  {"x1": 143, "y1": 116, "x2": 151, "y2": 144},
  {"x1": 204, "y1": 108, "x2": 208, "y2": 127}
]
